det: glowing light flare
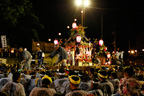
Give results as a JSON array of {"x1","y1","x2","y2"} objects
[
  {"x1": 104, "y1": 47, "x2": 107, "y2": 51},
  {"x1": 108, "y1": 61, "x2": 111, "y2": 65},
  {"x1": 107, "y1": 53, "x2": 111, "y2": 58},
  {"x1": 48, "y1": 39, "x2": 51, "y2": 41},
  {"x1": 24, "y1": 48, "x2": 27, "y2": 51},
  {"x1": 11, "y1": 49, "x2": 14, "y2": 53},
  {"x1": 76, "y1": 0, "x2": 82, "y2": 6},
  {"x1": 84, "y1": 0, "x2": 90, "y2": 6},
  {"x1": 58, "y1": 33, "x2": 61, "y2": 36},
  {"x1": 131, "y1": 50, "x2": 135, "y2": 54},
  {"x1": 142, "y1": 49, "x2": 144, "y2": 51},
  {"x1": 54, "y1": 40, "x2": 59, "y2": 45},
  {"x1": 76, "y1": 36, "x2": 81, "y2": 43},
  {"x1": 72, "y1": 22, "x2": 77, "y2": 29},
  {"x1": 99, "y1": 39, "x2": 104, "y2": 46},
  {"x1": 67, "y1": 26, "x2": 70, "y2": 29},
  {"x1": 37, "y1": 43, "x2": 40, "y2": 46}
]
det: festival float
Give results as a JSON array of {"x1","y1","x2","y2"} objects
[{"x1": 64, "y1": 22, "x2": 93, "y2": 66}]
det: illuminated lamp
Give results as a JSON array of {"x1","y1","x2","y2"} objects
[
  {"x1": 99, "y1": 39, "x2": 104, "y2": 46},
  {"x1": 11, "y1": 49, "x2": 14, "y2": 53},
  {"x1": 72, "y1": 22, "x2": 77, "y2": 29},
  {"x1": 107, "y1": 53, "x2": 111, "y2": 58},
  {"x1": 104, "y1": 47, "x2": 107, "y2": 51},
  {"x1": 76, "y1": 36, "x2": 81, "y2": 43},
  {"x1": 54, "y1": 39, "x2": 59, "y2": 45},
  {"x1": 24, "y1": 48, "x2": 27, "y2": 51}
]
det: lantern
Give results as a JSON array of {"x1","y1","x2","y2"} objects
[
  {"x1": 72, "y1": 22, "x2": 77, "y2": 29},
  {"x1": 54, "y1": 39, "x2": 59, "y2": 45},
  {"x1": 107, "y1": 52, "x2": 111, "y2": 58},
  {"x1": 99, "y1": 39, "x2": 104, "y2": 46},
  {"x1": 11, "y1": 48, "x2": 14, "y2": 53},
  {"x1": 104, "y1": 47, "x2": 107, "y2": 51},
  {"x1": 76, "y1": 36, "x2": 81, "y2": 43}
]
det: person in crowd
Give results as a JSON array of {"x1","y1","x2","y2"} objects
[
  {"x1": 97, "y1": 69, "x2": 114, "y2": 96},
  {"x1": 117, "y1": 66, "x2": 123, "y2": 80},
  {"x1": 23, "y1": 70, "x2": 31, "y2": 80},
  {"x1": 51, "y1": 70, "x2": 58, "y2": 81},
  {"x1": 0, "y1": 68, "x2": 4, "y2": 78},
  {"x1": 117, "y1": 66, "x2": 141, "y2": 96},
  {"x1": 0, "y1": 69, "x2": 11, "y2": 90},
  {"x1": 29, "y1": 75, "x2": 56, "y2": 96},
  {"x1": 134, "y1": 67, "x2": 141, "y2": 79},
  {"x1": 53, "y1": 68, "x2": 68, "y2": 93},
  {"x1": 36, "y1": 44, "x2": 45, "y2": 69},
  {"x1": 109, "y1": 72, "x2": 120, "y2": 94},
  {"x1": 19, "y1": 47, "x2": 32, "y2": 70},
  {"x1": 65, "y1": 75, "x2": 88, "y2": 96},
  {"x1": 88, "y1": 78, "x2": 103, "y2": 96},
  {"x1": 61, "y1": 70, "x2": 78, "y2": 94},
  {"x1": 27, "y1": 72, "x2": 36, "y2": 94},
  {"x1": 79, "y1": 72, "x2": 91, "y2": 92},
  {"x1": 36, "y1": 71, "x2": 46, "y2": 87},
  {"x1": 1, "y1": 72, "x2": 26, "y2": 96},
  {"x1": 69, "y1": 47, "x2": 75, "y2": 66},
  {"x1": 8, "y1": 68, "x2": 17, "y2": 81},
  {"x1": 89, "y1": 68, "x2": 95, "y2": 80},
  {"x1": 49, "y1": 44, "x2": 68, "y2": 68}
]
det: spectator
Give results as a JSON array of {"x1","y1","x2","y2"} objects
[
  {"x1": 0, "y1": 69, "x2": 11, "y2": 90},
  {"x1": 79, "y1": 72, "x2": 91, "y2": 92},
  {"x1": 1, "y1": 72, "x2": 26, "y2": 96},
  {"x1": 97, "y1": 70, "x2": 114, "y2": 96},
  {"x1": 27, "y1": 72, "x2": 36, "y2": 94},
  {"x1": 0, "y1": 68, "x2": 4, "y2": 78},
  {"x1": 109, "y1": 72, "x2": 120, "y2": 94},
  {"x1": 53, "y1": 68, "x2": 68, "y2": 93},
  {"x1": 65, "y1": 75, "x2": 88, "y2": 96},
  {"x1": 117, "y1": 66, "x2": 123, "y2": 80},
  {"x1": 29, "y1": 75, "x2": 56, "y2": 96},
  {"x1": 36, "y1": 71, "x2": 46, "y2": 87},
  {"x1": 61, "y1": 70, "x2": 77, "y2": 94},
  {"x1": 118, "y1": 66, "x2": 141, "y2": 96},
  {"x1": 88, "y1": 78, "x2": 103, "y2": 96}
]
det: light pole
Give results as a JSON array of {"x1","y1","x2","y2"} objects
[{"x1": 75, "y1": 0, "x2": 90, "y2": 27}]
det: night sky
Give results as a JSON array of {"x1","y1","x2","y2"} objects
[{"x1": 31, "y1": 0, "x2": 144, "y2": 52}]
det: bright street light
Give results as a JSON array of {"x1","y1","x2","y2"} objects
[
  {"x1": 48, "y1": 39, "x2": 51, "y2": 41},
  {"x1": 67, "y1": 26, "x2": 70, "y2": 29},
  {"x1": 76, "y1": 0, "x2": 82, "y2": 6},
  {"x1": 84, "y1": 0, "x2": 90, "y2": 7},
  {"x1": 75, "y1": 0, "x2": 90, "y2": 7},
  {"x1": 58, "y1": 33, "x2": 61, "y2": 36}
]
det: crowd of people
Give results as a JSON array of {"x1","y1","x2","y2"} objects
[
  {"x1": 0, "y1": 44, "x2": 143, "y2": 96},
  {"x1": 0, "y1": 62, "x2": 144, "y2": 96}
]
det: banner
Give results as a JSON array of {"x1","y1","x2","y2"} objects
[{"x1": 1, "y1": 35, "x2": 7, "y2": 48}]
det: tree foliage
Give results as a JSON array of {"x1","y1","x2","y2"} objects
[{"x1": 0, "y1": 0, "x2": 44, "y2": 48}]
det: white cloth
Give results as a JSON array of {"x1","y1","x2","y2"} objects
[
  {"x1": 1, "y1": 81, "x2": 26, "y2": 96},
  {"x1": 54, "y1": 78, "x2": 68, "y2": 93}
]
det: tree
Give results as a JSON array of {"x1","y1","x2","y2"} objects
[{"x1": 0, "y1": 0, "x2": 44, "y2": 49}]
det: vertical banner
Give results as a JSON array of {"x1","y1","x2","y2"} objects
[{"x1": 1, "y1": 35, "x2": 7, "y2": 48}]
